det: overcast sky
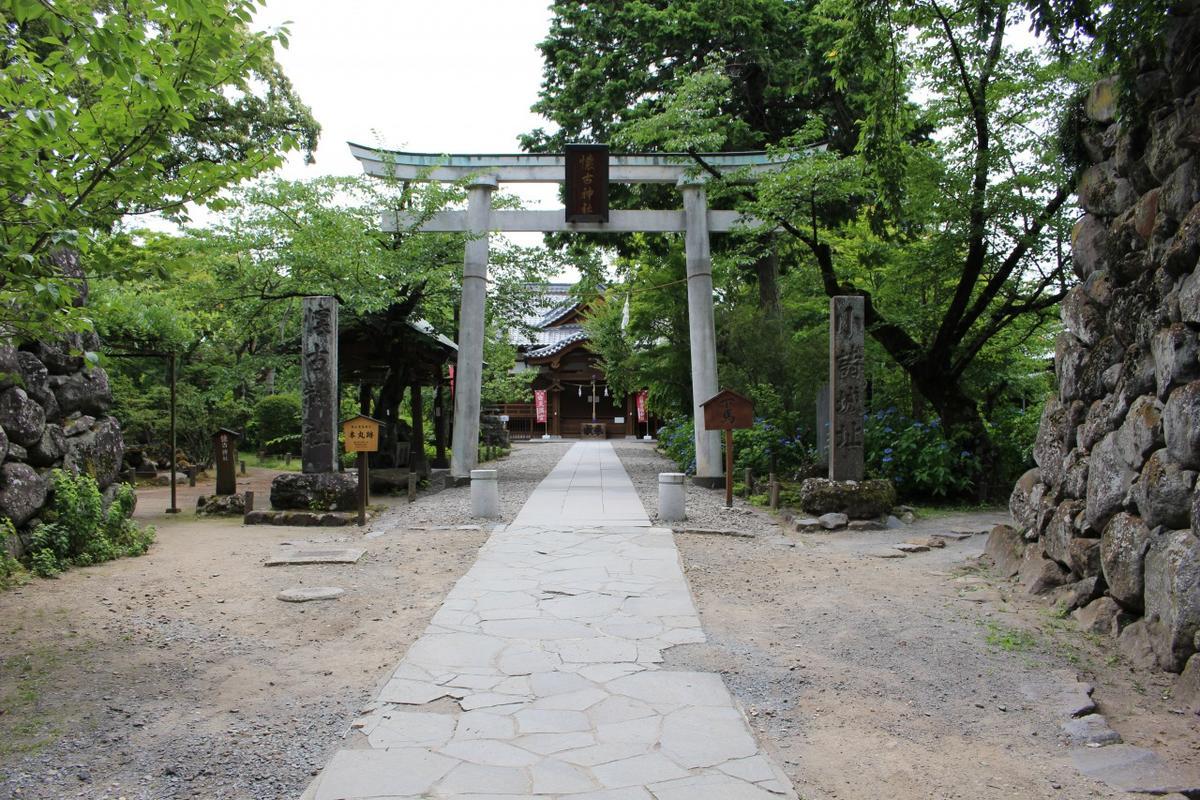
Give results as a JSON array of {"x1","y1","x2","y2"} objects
[{"x1": 257, "y1": 0, "x2": 560, "y2": 209}]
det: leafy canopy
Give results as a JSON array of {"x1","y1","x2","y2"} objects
[{"x1": 0, "y1": 0, "x2": 318, "y2": 337}]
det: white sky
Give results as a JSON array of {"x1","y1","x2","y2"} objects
[{"x1": 257, "y1": 0, "x2": 560, "y2": 211}]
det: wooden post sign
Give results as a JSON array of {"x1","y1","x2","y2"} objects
[
  {"x1": 700, "y1": 389, "x2": 754, "y2": 508},
  {"x1": 342, "y1": 415, "x2": 382, "y2": 526},
  {"x1": 212, "y1": 428, "x2": 241, "y2": 496}
]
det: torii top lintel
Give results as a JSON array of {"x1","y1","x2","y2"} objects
[{"x1": 348, "y1": 143, "x2": 791, "y2": 185}]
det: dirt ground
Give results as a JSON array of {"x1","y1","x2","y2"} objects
[
  {"x1": 0, "y1": 475, "x2": 490, "y2": 799},
  {"x1": 616, "y1": 456, "x2": 1200, "y2": 799},
  {"x1": 1, "y1": 441, "x2": 1197, "y2": 800}
]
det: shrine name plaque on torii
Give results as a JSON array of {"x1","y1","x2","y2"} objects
[{"x1": 350, "y1": 143, "x2": 790, "y2": 484}]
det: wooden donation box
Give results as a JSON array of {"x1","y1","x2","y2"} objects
[
  {"x1": 701, "y1": 389, "x2": 754, "y2": 507},
  {"x1": 213, "y1": 428, "x2": 241, "y2": 495}
]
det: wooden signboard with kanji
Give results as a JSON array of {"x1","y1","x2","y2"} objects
[
  {"x1": 342, "y1": 415, "x2": 382, "y2": 525},
  {"x1": 701, "y1": 389, "x2": 754, "y2": 431},
  {"x1": 700, "y1": 389, "x2": 755, "y2": 508},
  {"x1": 212, "y1": 428, "x2": 241, "y2": 496},
  {"x1": 342, "y1": 415, "x2": 381, "y2": 453},
  {"x1": 565, "y1": 143, "x2": 609, "y2": 223}
]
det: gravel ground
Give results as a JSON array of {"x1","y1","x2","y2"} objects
[
  {"x1": 0, "y1": 442, "x2": 569, "y2": 800},
  {"x1": 610, "y1": 439, "x2": 784, "y2": 535}
]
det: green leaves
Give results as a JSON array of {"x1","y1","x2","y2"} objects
[{"x1": 0, "y1": 0, "x2": 319, "y2": 338}]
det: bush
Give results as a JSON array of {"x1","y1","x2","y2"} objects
[
  {"x1": 252, "y1": 393, "x2": 301, "y2": 453},
  {"x1": 864, "y1": 409, "x2": 980, "y2": 499},
  {"x1": 1, "y1": 519, "x2": 29, "y2": 589},
  {"x1": 27, "y1": 471, "x2": 155, "y2": 576},
  {"x1": 657, "y1": 415, "x2": 817, "y2": 479}
]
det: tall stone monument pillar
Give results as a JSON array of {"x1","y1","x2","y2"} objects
[
  {"x1": 829, "y1": 296, "x2": 865, "y2": 481},
  {"x1": 302, "y1": 296, "x2": 339, "y2": 474},
  {"x1": 680, "y1": 176, "x2": 722, "y2": 485},
  {"x1": 450, "y1": 176, "x2": 497, "y2": 478}
]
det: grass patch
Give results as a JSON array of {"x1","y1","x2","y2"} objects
[
  {"x1": 982, "y1": 621, "x2": 1039, "y2": 652},
  {"x1": 0, "y1": 644, "x2": 73, "y2": 756},
  {"x1": 241, "y1": 452, "x2": 302, "y2": 472},
  {"x1": 914, "y1": 503, "x2": 1006, "y2": 519}
]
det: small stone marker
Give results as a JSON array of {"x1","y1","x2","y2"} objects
[
  {"x1": 265, "y1": 547, "x2": 365, "y2": 566},
  {"x1": 213, "y1": 427, "x2": 240, "y2": 495},
  {"x1": 470, "y1": 469, "x2": 499, "y2": 518},
  {"x1": 829, "y1": 296, "x2": 865, "y2": 481},
  {"x1": 277, "y1": 586, "x2": 345, "y2": 603},
  {"x1": 658, "y1": 472, "x2": 686, "y2": 521}
]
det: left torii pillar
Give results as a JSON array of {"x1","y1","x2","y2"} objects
[{"x1": 451, "y1": 175, "x2": 497, "y2": 479}]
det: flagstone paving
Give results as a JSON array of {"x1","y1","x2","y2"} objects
[{"x1": 301, "y1": 441, "x2": 796, "y2": 799}]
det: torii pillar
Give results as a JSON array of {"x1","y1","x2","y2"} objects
[
  {"x1": 680, "y1": 176, "x2": 723, "y2": 485},
  {"x1": 450, "y1": 175, "x2": 497, "y2": 478}
]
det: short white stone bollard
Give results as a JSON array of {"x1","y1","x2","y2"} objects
[
  {"x1": 658, "y1": 472, "x2": 686, "y2": 521},
  {"x1": 470, "y1": 469, "x2": 500, "y2": 518}
]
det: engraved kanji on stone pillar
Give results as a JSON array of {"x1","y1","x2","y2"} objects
[
  {"x1": 829, "y1": 296, "x2": 865, "y2": 481},
  {"x1": 302, "y1": 296, "x2": 338, "y2": 474}
]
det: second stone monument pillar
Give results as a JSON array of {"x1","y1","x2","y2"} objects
[{"x1": 829, "y1": 296, "x2": 865, "y2": 481}]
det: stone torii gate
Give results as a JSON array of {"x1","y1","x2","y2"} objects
[{"x1": 350, "y1": 145, "x2": 787, "y2": 484}]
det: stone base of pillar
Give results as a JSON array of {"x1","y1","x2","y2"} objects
[
  {"x1": 269, "y1": 472, "x2": 358, "y2": 511},
  {"x1": 691, "y1": 476, "x2": 726, "y2": 489}
]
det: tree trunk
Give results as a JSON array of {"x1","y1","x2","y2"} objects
[{"x1": 754, "y1": 247, "x2": 781, "y2": 316}]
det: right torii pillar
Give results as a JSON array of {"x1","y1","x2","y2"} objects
[{"x1": 680, "y1": 177, "x2": 723, "y2": 486}]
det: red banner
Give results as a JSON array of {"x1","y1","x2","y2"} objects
[
  {"x1": 636, "y1": 390, "x2": 647, "y2": 423},
  {"x1": 534, "y1": 389, "x2": 548, "y2": 424}
]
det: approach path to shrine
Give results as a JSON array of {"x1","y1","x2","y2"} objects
[{"x1": 301, "y1": 440, "x2": 797, "y2": 799}]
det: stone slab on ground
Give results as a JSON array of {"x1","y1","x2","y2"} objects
[
  {"x1": 265, "y1": 547, "x2": 365, "y2": 566},
  {"x1": 301, "y1": 442, "x2": 796, "y2": 800},
  {"x1": 1071, "y1": 744, "x2": 1200, "y2": 794},
  {"x1": 1061, "y1": 713, "x2": 1123, "y2": 745},
  {"x1": 277, "y1": 586, "x2": 345, "y2": 603}
]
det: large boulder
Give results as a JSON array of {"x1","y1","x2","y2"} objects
[
  {"x1": 1045, "y1": 499, "x2": 1085, "y2": 568},
  {"x1": 1101, "y1": 512, "x2": 1154, "y2": 610},
  {"x1": 0, "y1": 425, "x2": 7, "y2": 462},
  {"x1": 62, "y1": 415, "x2": 124, "y2": 489},
  {"x1": 1077, "y1": 161, "x2": 1138, "y2": 217},
  {"x1": 1020, "y1": 545, "x2": 1071, "y2": 595},
  {"x1": 1009, "y1": 469, "x2": 1041, "y2": 528},
  {"x1": 1115, "y1": 396, "x2": 1163, "y2": 471},
  {"x1": 1151, "y1": 323, "x2": 1200, "y2": 398},
  {"x1": 26, "y1": 424, "x2": 66, "y2": 468},
  {"x1": 1143, "y1": 530, "x2": 1200, "y2": 672},
  {"x1": 20, "y1": 332, "x2": 97, "y2": 375},
  {"x1": 1131, "y1": 449, "x2": 1196, "y2": 529},
  {"x1": 1181, "y1": 269, "x2": 1200, "y2": 326},
  {"x1": 1164, "y1": 381, "x2": 1200, "y2": 469},
  {"x1": 1085, "y1": 432, "x2": 1136, "y2": 531},
  {"x1": 48, "y1": 367, "x2": 112, "y2": 416},
  {"x1": 985, "y1": 524, "x2": 1027, "y2": 578},
  {"x1": 270, "y1": 472, "x2": 357, "y2": 512},
  {"x1": 1071, "y1": 214, "x2": 1112, "y2": 279},
  {"x1": 0, "y1": 462, "x2": 47, "y2": 527},
  {"x1": 797, "y1": 478, "x2": 896, "y2": 519},
  {"x1": 0, "y1": 346, "x2": 20, "y2": 391},
  {"x1": 1061, "y1": 285, "x2": 1105, "y2": 346},
  {"x1": 1069, "y1": 536, "x2": 1103, "y2": 578},
  {"x1": 15, "y1": 351, "x2": 59, "y2": 421},
  {"x1": 1033, "y1": 397, "x2": 1069, "y2": 486},
  {"x1": 0, "y1": 387, "x2": 46, "y2": 448}
]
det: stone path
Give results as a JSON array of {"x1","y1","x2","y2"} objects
[{"x1": 302, "y1": 441, "x2": 796, "y2": 799}]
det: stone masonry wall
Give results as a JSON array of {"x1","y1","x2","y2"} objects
[
  {"x1": 0, "y1": 250, "x2": 123, "y2": 556},
  {"x1": 1000, "y1": 6, "x2": 1200, "y2": 692}
]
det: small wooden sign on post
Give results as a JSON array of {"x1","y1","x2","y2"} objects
[
  {"x1": 701, "y1": 389, "x2": 755, "y2": 508},
  {"x1": 342, "y1": 415, "x2": 382, "y2": 526},
  {"x1": 212, "y1": 428, "x2": 241, "y2": 496}
]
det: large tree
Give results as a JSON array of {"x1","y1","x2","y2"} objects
[{"x1": 0, "y1": 0, "x2": 319, "y2": 337}]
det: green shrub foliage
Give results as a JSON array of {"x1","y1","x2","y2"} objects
[
  {"x1": 252, "y1": 393, "x2": 302, "y2": 453},
  {"x1": 28, "y1": 471, "x2": 154, "y2": 577}
]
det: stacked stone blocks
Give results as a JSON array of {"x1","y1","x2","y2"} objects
[{"x1": 1000, "y1": 8, "x2": 1200, "y2": 700}]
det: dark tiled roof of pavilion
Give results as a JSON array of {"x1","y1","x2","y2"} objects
[{"x1": 525, "y1": 329, "x2": 590, "y2": 360}]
